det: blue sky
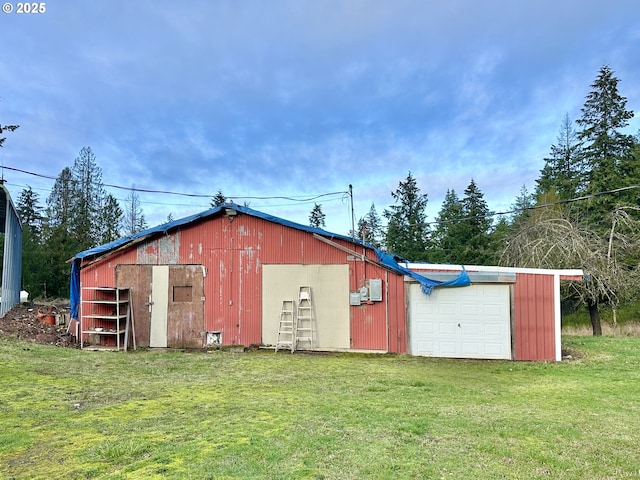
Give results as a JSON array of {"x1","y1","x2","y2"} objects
[{"x1": 1, "y1": 0, "x2": 639, "y2": 235}]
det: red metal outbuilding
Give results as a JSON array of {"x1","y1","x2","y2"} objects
[
  {"x1": 71, "y1": 205, "x2": 582, "y2": 361},
  {"x1": 72, "y1": 205, "x2": 408, "y2": 353},
  {"x1": 406, "y1": 264, "x2": 583, "y2": 361}
]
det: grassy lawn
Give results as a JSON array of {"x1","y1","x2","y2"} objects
[{"x1": 1, "y1": 337, "x2": 639, "y2": 479}]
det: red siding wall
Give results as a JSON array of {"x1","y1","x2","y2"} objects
[
  {"x1": 79, "y1": 213, "x2": 407, "y2": 351},
  {"x1": 348, "y1": 260, "x2": 407, "y2": 352},
  {"x1": 513, "y1": 273, "x2": 556, "y2": 361}
]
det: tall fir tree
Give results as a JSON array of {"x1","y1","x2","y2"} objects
[
  {"x1": 309, "y1": 203, "x2": 326, "y2": 228},
  {"x1": 431, "y1": 189, "x2": 465, "y2": 263},
  {"x1": 574, "y1": 65, "x2": 637, "y2": 333},
  {"x1": 537, "y1": 113, "x2": 585, "y2": 200},
  {"x1": 577, "y1": 65, "x2": 636, "y2": 222},
  {"x1": 16, "y1": 187, "x2": 46, "y2": 297},
  {"x1": 356, "y1": 203, "x2": 383, "y2": 248},
  {"x1": 459, "y1": 179, "x2": 492, "y2": 264},
  {"x1": 71, "y1": 146, "x2": 107, "y2": 248},
  {"x1": 46, "y1": 167, "x2": 76, "y2": 231},
  {"x1": 384, "y1": 172, "x2": 430, "y2": 261},
  {"x1": 509, "y1": 185, "x2": 536, "y2": 228},
  {"x1": 16, "y1": 186, "x2": 43, "y2": 237},
  {"x1": 211, "y1": 190, "x2": 226, "y2": 207},
  {"x1": 43, "y1": 167, "x2": 84, "y2": 297},
  {"x1": 100, "y1": 194, "x2": 123, "y2": 243}
]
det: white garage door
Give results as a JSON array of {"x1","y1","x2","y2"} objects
[{"x1": 409, "y1": 283, "x2": 511, "y2": 360}]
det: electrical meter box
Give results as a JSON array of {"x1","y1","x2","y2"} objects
[
  {"x1": 367, "y1": 278, "x2": 383, "y2": 301},
  {"x1": 349, "y1": 292, "x2": 362, "y2": 306},
  {"x1": 359, "y1": 286, "x2": 369, "y2": 302}
]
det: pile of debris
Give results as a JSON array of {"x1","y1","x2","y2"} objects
[{"x1": 0, "y1": 303, "x2": 78, "y2": 348}]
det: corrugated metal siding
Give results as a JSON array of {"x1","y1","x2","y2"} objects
[
  {"x1": 348, "y1": 258, "x2": 388, "y2": 351},
  {"x1": 0, "y1": 188, "x2": 22, "y2": 316},
  {"x1": 79, "y1": 213, "x2": 406, "y2": 350},
  {"x1": 387, "y1": 270, "x2": 407, "y2": 353},
  {"x1": 79, "y1": 249, "x2": 137, "y2": 339},
  {"x1": 513, "y1": 273, "x2": 555, "y2": 361},
  {"x1": 80, "y1": 249, "x2": 138, "y2": 288},
  {"x1": 174, "y1": 214, "x2": 376, "y2": 346},
  {"x1": 345, "y1": 244, "x2": 408, "y2": 352}
]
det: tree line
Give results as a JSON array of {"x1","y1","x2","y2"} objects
[
  {"x1": 312, "y1": 66, "x2": 640, "y2": 334},
  {"x1": 14, "y1": 147, "x2": 149, "y2": 299},
  {"x1": 7, "y1": 66, "x2": 640, "y2": 335}
]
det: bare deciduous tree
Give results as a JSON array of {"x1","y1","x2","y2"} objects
[{"x1": 501, "y1": 206, "x2": 640, "y2": 335}]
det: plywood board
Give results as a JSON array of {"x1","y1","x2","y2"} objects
[{"x1": 262, "y1": 264, "x2": 349, "y2": 349}]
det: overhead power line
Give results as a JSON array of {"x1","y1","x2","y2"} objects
[
  {"x1": 421, "y1": 184, "x2": 640, "y2": 228},
  {"x1": 6, "y1": 163, "x2": 639, "y2": 229},
  {"x1": 0, "y1": 164, "x2": 348, "y2": 203}
]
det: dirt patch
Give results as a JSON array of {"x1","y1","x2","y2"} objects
[{"x1": 0, "y1": 303, "x2": 79, "y2": 348}]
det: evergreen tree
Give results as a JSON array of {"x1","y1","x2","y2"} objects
[
  {"x1": 509, "y1": 185, "x2": 536, "y2": 227},
  {"x1": 16, "y1": 186, "x2": 43, "y2": 236},
  {"x1": 487, "y1": 217, "x2": 511, "y2": 264},
  {"x1": 431, "y1": 189, "x2": 465, "y2": 263},
  {"x1": 459, "y1": 179, "x2": 492, "y2": 264},
  {"x1": 309, "y1": 203, "x2": 326, "y2": 228},
  {"x1": 100, "y1": 194, "x2": 123, "y2": 243},
  {"x1": 574, "y1": 65, "x2": 638, "y2": 334},
  {"x1": 46, "y1": 167, "x2": 76, "y2": 231},
  {"x1": 537, "y1": 113, "x2": 585, "y2": 199},
  {"x1": 211, "y1": 190, "x2": 226, "y2": 207},
  {"x1": 577, "y1": 65, "x2": 636, "y2": 220},
  {"x1": 356, "y1": 203, "x2": 383, "y2": 247},
  {"x1": 16, "y1": 187, "x2": 46, "y2": 297},
  {"x1": 124, "y1": 187, "x2": 147, "y2": 235},
  {"x1": 384, "y1": 172, "x2": 429, "y2": 261},
  {"x1": 504, "y1": 67, "x2": 638, "y2": 336},
  {"x1": 43, "y1": 168, "x2": 83, "y2": 298},
  {"x1": 71, "y1": 146, "x2": 107, "y2": 248}
]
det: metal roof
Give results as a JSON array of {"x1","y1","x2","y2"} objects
[
  {"x1": 71, "y1": 203, "x2": 471, "y2": 295},
  {"x1": 72, "y1": 203, "x2": 369, "y2": 261}
]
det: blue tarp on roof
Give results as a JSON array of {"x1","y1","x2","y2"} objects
[
  {"x1": 69, "y1": 204, "x2": 470, "y2": 318},
  {"x1": 375, "y1": 249, "x2": 470, "y2": 294}
]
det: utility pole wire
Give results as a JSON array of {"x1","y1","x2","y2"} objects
[
  {"x1": 0, "y1": 164, "x2": 348, "y2": 203},
  {"x1": 403, "y1": 184, "x2": 640, "y2": 228}
]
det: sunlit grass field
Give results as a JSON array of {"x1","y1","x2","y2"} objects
[{"x1": 1, "y1": 335, "x2": 639, "y2": 479}]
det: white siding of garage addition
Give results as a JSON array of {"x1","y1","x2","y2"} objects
[{"x1": 409, "y1": 283, "x2": 511, "y2": 360}]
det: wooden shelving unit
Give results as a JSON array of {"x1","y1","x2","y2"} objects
[{"x1": 81, "y1": 287, "x2": 135, "y2": 351}]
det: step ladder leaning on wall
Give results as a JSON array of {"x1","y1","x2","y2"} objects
[
  {"x1": 296, "y1": 286, "x2": 313, "y2": 351},
  {"x1": 275, "y1": 299, "x2": 296, "y2": 353}
]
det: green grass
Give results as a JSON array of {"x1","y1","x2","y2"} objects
[{"x1": 1, "y1": 338, "x2": 640, "y2": 479}]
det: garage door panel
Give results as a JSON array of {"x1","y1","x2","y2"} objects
[
  {"x1": 461, "y1": 342, "x2": 480, "y2": 355},
  {"x1": 438, "y1": 341, "x2": 457, "y2": 354},
  {"x1": 415, "y1": 302, "x2": 435, "y2": 315},
  {"x1": 438, "y1": 322, "x2": 457, "y2": 335},
  {"x1": 461, "y1": 323, "x2": 479, "y2": 335},
  {"x1": 485, "y1": 343, "x2": 504, "y2": 356},
  {"x1": 482, "y1": 304, "x2": 503, "y2": 316},
  {"x1": 484, "y1": 323, "x2": 503, "y2": 336},
  {"x1": 416, "y1": 322, "x2": 434, "y2": 334},
  {"x1": 460, "y1": 304, "x2": 477, "y2": 316},
  {"x1": 417, "y1": 340, "x2": 435, "y2": 353},
  {"x1": 409, "y1": 283, "x2": 511, "y2": 360},
  {"x1": 438, "y1": 303, "x2": 457, "y2": 315}
]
